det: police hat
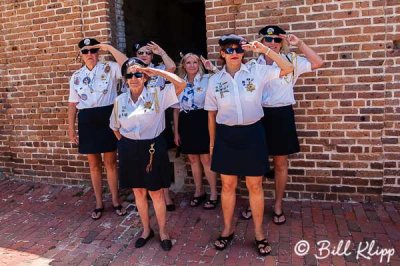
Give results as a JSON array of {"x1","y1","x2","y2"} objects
[
  {"x1": 218, "y1": 34, "x2": 245, "y2": 46},
  {"x1": 258, "y1": 26, "x2": 286, "y2": 37},
  {"x1": 121, "y1": 57, "x2": 148, "y2": 77},
  {"x1": 132, "y1": 40, "x2": 151, "y2": 54},
  {"x1": 78, "y1": 38, "x2": 100, "y2": 49}
]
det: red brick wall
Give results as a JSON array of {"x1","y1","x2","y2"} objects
[
  {"x1": 204, "y1": 0, "x2": 400, "y2": 202},
  {"x1": 0, "y1": 0, "x2": 399, "y2": 202},
  {"x1": 0, "y1": 0, "x2": 118, "y2": 185}
]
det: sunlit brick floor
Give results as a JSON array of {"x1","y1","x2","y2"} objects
[{"x1": 0, "y1": 178, "x2": 399, "y2": 265}]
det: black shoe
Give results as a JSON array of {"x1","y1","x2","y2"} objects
[
  {"x1": 135, "y1": 229, "x2": 154, "y2": 248},
  {"x1": 160, "y1": 239, "x2": 172, "y2": 251},
  {"x1": 166, "y1": 204, "x2": 176, "y2": 212}
]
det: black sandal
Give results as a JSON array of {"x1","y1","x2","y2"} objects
[
  {"x1": 214, "y1": 233, "x2": 234, "y2": 251},
  {"x1": 203, "y1": 198, "x2": 218, "y2": 210},
  {"x1": 190, "y1": 193, "x2": 206, "y2": 207},
  {"x1": 113, "y1": 204, "x2": 127, "y2": 217},
  {"x1": 273, "y1": 211, "x2": 286, "y2": 225},
  {"x1": 255, "y1": 238, "x2": 271, "y2": 256},
  {"x1": 240, "y1": 206, "x2": 252, "y2": 220},
  {"x1": 91, "y1": 207, "x2": 104, "y2": 220}
]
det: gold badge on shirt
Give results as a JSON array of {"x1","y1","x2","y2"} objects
[
  {"x1": 144, "y1": 101, "x2": 153, "y2": 109},
  {"x1": 242, "y1": 78, "x2": 256, "y2": 92}
]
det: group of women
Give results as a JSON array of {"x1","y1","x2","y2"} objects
[{"x1": 68, "y1": 25, "x2": 323, "y2": 254}]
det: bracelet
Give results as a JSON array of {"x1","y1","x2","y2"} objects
[{"x1": 265, "y1": 47, "x2": 271, "y2": 56}]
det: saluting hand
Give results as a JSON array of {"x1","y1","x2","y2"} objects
[
  {"x1": 280, "y1": 33, "x2": 302, "y2": 46},
  {"x1": 139, "y1": 67, "x2": 158, "y2": 77},
  {"x1": 242, "y1": 41, "x2": 268, "y2": 54},
  {"x1": 200, "y1": 55, "x2": 215, "y2": 71},
  {"x1": 93, "y1": 43, "x2": 109, "y2": 51},
  {"x1": 146, "y1": 41, "x2": 166, "y2": 56}
]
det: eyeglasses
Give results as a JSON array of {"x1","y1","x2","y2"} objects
[
  {"x1": 126, "y1": 72, "x2": 144, "y2": 79},
  {"x1": 263, "y1": 37, "x2": 283, "y2": 43},
  {"x1": 137, "y1": 51, "x2": 152, "y2": 56},
  {"x1": 223, "y1": 47, "x2": 244, "y2": 54},
  {"x1": 80, "y1": 48, "x2": 100, "y2": 54}
]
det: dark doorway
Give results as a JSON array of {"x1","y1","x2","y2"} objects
[{"x1": 123, "y1": 0, "x2": 207, "y2": 62}]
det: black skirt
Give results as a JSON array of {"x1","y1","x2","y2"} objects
[
  {"x1": 178, "y1": 109, "x2": 210, "y2": 154},
  {"x1": 118, "y1": 134, "x2": 171, "y2": 191},
  {"x1": 78, "y1": 105, "x2": 117, "y2": 154},
  {"x1": 262, "y1": 105, "x2": 300, "y2": 156},
  {"x1": 211, "y1": 121, "x2": 267, "y2": 176}
]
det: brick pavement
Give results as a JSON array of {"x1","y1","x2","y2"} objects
[{"x1": 0, "y1": 178, "x2": 399, "y2": 266}]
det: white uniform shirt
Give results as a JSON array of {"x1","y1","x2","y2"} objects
[
  {"x1": 204, "y1": 63, "x2": 280, "y2": 126},
  {"x1": 69, "y1": 61, "x2": 121, "y2": 109},
  {"x1": 109, "y1": 84, "x2": 178, "y2": 140},
  {"x1": 174, "y1": 73, "x2": 209, "y2": 112},
  {"x1": 257, "y1": 54, "x2": 311, "y2": 107}
]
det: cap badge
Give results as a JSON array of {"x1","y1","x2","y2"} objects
[
  {"x1": 84, "y1": 38, "x2": 91, "y2": 45},
  {"x1": 267, "y1": 28, "x2": 274, "y2": 35}
]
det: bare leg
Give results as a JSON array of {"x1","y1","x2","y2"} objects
[
  {"x1": 274, "y1": 155, "x2": 288, "y2": 223},
  {"x1": 87, "y1": 154, "x2": 103, "y2": 210},
  {"x1": 220, "y1": 174, "x2": 237, "y2": 236},
  {"x1": 200, "y1": 154, "x2": 217, "y2": 200},
  {"x1": 188, "y1": 154, "x2": 204, "y2": 197},
  {"x1": 163, "y1": 188, "x2": 173, "y2": 205},
  {"x1": 148, "y1": 189, "x2": 169, "y2": 240},
  {"x1": 246, "y1": 176, "x2": 264, "y2": 240},
  {"x1": 103, "y1": 151, "x2": 120, "y2": 206},
  {"x1": 133, "y1": 188, "x2": 152, "y2": 238}
]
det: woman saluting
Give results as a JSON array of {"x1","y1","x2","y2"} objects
[
  {"x1": 204, "y1": 34, "x2": 293, "y2": 256},
  {"x1": 99, "y1": 43, "x2": 186, "y2": 251}
]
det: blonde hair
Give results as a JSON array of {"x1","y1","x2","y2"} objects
[{"x1": 177, "y1": 53, "x2": 205, "y2": 79}]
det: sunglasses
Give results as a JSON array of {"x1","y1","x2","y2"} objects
[
  {"x1": 137, "y1": 51, "x2": 152, "y2": 56},
  {"x1": 263, "y1": 37, "x2": 283, "y2": 43},
  {"x1": 80, "y1": 48, "x2": 100, "y2": 54},
  {"x1": 126, "y1": 72, "x2": 144, "y2": 79},
  {"x1": 224, "y1": 47, "x2": 244, "y2": 54}
]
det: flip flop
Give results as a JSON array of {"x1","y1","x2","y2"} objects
[
  {"x1": 255, "y1": 238, "x2": 272, "y2": 256},
  {"x1": 190, "y1": 193, "x2": 206, "y2": 207},
  {"x1": 203, "y1": 198, "x2": 218, "y2": 210},
  {"x1": 240, "y1": 206, "x2": 252, "y2": 220},
  {"x1": 113, "y1": 204, "x2": 127, "y2": 216},
  {"x1": 273, "y1": 211, "x2": 286, "y2": 225},
  {"x1": 91, "y1": 207, "x2": 104, "y2": 220},
  {"x1": 214, "y1": 233, "x2": 234, "y2": 251}
]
